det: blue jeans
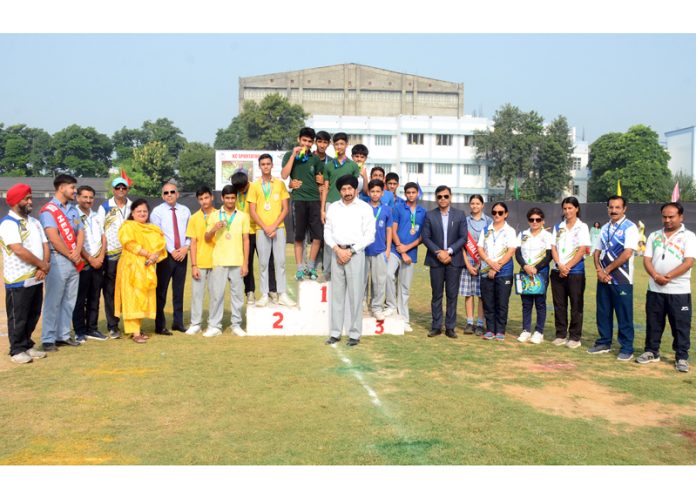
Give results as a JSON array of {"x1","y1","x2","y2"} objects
[
  {"x1": 595, "y1": 282, "x2": 634, "y2": 354},
  {"x1": 41, "y1": 252, "x2": 79, "y2": 344}
]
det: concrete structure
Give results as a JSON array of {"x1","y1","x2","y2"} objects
[
  {"x1": 665, "y1": 126, "x2": 696, "y2": 178},
  {"x1": 566, "y1": 129, "x2": 590, "y2": 202},
  {"x1": 0, "y1": 177, "x2": 110, "y2": 199},
  {"x1": 240, "y1": 63, "x2": 464, "y2": 118}
]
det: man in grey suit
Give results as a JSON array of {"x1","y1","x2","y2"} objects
[{"x1": 422, "y1": 185, "x2": 468, "y2": 338}]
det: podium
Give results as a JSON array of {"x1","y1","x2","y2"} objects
[{"x1": 246, "y1": 280, "x2": 405, "y2": 336}]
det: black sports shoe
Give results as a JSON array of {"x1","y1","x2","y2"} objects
[
  {"x1": 42, "y1": 343, "x2": 58, "y2": 352},
  {"x1": 325, "y1": 336, "x2": 340, "y2": 345},
  {"x1": 155, "y1": 329, "x2": 173, "y2": 336},
  {"x1": 427, "y1": 330, "x2": 442, "y2": 337},
  {"x1": 347, "y1": 338, "x2": 360, "y2": 347},
  {"x1": 56, "y1": 339, "x2": 81, "y2": 347},
  {"x1": 445, "y1": 329, "x2": 458, "y2": 339},
  {"x1": 85, "y1": 330, "x2": 108, "y2": 341}
]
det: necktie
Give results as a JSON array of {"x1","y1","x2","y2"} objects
[{"x1": 171, "y1": 207, "x2": 181, "y2": 249}]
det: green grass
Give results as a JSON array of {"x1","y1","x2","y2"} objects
[{"x1": 1, "y1": 252, "x2": 696, "y2": 464}]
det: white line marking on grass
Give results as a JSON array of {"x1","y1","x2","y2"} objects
[{"x1": 332, "y1": 344, "x2": 382, "y2": 408}]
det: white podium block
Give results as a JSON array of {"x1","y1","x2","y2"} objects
[
  {"x1": 246, "y1": 305, "x2": 304, "y2": 336},
  {"x1": 360, "y1": 315, "x2": 405, "y2": 336},
  {"x1": 298, "y1": 280, "x2": 330, "y2": 313}
]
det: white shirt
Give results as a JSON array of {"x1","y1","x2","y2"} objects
[
  {"x1": 645, "y1": 225, "x2": 696, "y2": 294},
  {"x1": 0, "y1": 211, "x2": 46, "y2": 288},
  {"x1": 79, "y1": 208, "x2": 104, "y2": 259},
  {"x1": 552, "y1": 219, "x2": 591, "y2": 271},
  {"x1": 477, "y1": 222, "x2": 518, "y2": 274},
  {"x1": 96, "y1": 197, "x2": 131, "y2": 258},
  {"x1": 324, "y1": 197, "x2": 376, "y2": 253},
  {"x1": 517, "y1": 228, "x2": 553, "y2": 267},
  {"x1": 150, "y1": 202, "x2": 192, "y2": 253}
]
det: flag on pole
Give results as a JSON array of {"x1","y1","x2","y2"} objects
[
  {"x1": 513, "y1": 177, "x2": 519, "y2": 200},
  {"x1": 672, "y1": 182, "x2": 680, "y2": 202},
  {"x1": 617, "y1": 179, "x2": 622, "y2": 196},
  {"x1": 416, "y1": 180, "x2": 423, "y2": 201},
  {"x1": 120, "y1": 168, "x2": 133, "y2": 187}
]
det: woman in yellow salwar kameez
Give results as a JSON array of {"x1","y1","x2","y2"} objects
[{"x1": 115, "y1": 199, "x2": 167, "y2": 343}]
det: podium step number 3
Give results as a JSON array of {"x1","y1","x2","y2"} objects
[{"x1": 246, "y1": 281, "x2": 404, "y2": 336}]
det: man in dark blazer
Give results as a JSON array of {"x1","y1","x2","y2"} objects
[{"x1": 422, "y1": 185, "x2": 468, "y2": 338}]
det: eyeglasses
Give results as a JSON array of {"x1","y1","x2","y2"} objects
[
  {"x1": 492, "y1": 210, "x2": 505, "y2": 216},
  {"x1": 114, "y1": 186, "x2": 128, "y2": 191},
  {"x1": 528, "y1": 217, "x2": 543, "y2": 223},
  {"x1": 437, "y1": 194, "x2": 450, "y2": 200},
  {"x1": 163, "y1": 190, "x2": 177, "y2": 196}
]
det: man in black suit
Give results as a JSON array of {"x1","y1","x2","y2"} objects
[{"x1": 422, "y1": 185, "x2": 468, "y2": 338}]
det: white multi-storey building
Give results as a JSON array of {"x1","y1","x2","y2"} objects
[{"x1": 665, "y1": 126, "x2": 696, "y2": 178}]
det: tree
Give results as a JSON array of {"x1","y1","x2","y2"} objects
[
  {"x1": 177, "y1": 142, "x2": 215, "y2": 192},
  {"x1": 112, "y1": 126, "x2": 148, "y2": 160},
  {"x1": 52, "y1": 125, "x2": 113, "y2": 177},
  {"x1": 587, "y1": 125, "x2": 671, "y2": 202},
  {"x1": 671, "y1": 172, "x2": 696, "y2": 202},
  {"x1": 474, "y1": 104, "x2": 544, "y2": 199},
  {"x1": 0, "y1": 124, "x2": 53, "y2": 176},
  {"x1": 215, "y1": 93, "x2": 307, "y2": 150},
  {"x1": 130, "y1": 141, "x2": 174, "y2": 196},
  {"x1": 142, "y1": 118, "x2": 187, "y2": 160},
  {"x1": 532, "y1": 116, "x2": 573, "y2": 202}
]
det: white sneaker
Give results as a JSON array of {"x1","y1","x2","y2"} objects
[
  {"x1": 185, "y1": 325, "x2": 201, "y2": 335},
  {"x1": 566, "y1": 339, "x2": 582, "y2": 349},
  {"x1": 269, "y1": 292, "x2": 279, "y2": 304},
  {"x1": 373, "y1": 310, "x2": 386, "y2": 320},
  {"x1": 231, "y1": 326, "x2": 246, "y2": 336},
  {"x1": 256, "y1": 295, "x2": 270, "y2": 307},
  {"x1": 530, "y1": 331, "x2": 544, "y2": 344},
  {"x1": 27, "y1": 348, "x2": 47, "y2": 359},
  {"x1": 403, "y1": 323, "x2": 413, "y2": 332},
  {"x1": 383, "y1": 308, "x2": 396, "y2": 317},
  {"x1": 552, "y1": 337, "x2": 568, "y2": 346},
  {"x1": 11, "y1": 351, "x2": 33, "y2": 364},
  {"x1": 277, "y1": 293, "x2": 296, "y2": 307},
  {"x1": 518, "y1": 330, "x2": 532, "y2": 343},
  {"x1": 246, "y1": 291, "x2": 255, "y2": 305},
  {"x1": 203, "y1": 327, "x2": 222, "y2": 337}
]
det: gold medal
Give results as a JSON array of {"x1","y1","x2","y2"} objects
[
  {"x1": 410, "y1": 228, "x2": 416, "y2": 235},
  {"x1": 264, "y1": 202, "x2": 271, "y2": 211},
  {"x1": 225, "y1": 233, "x2": 232, "y2": 240}
]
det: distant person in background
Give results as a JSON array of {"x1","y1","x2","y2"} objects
[
  {"x1": 550, "y1": 197, "x2": 591, "y2": 349},
  {"x1": 39, "y1": 174, "x2": 84, "y2": 352},
  {"x1": 589, "y1": 221, "x2": 601, "y2": 253},
  {"x1": 150, "y1": 181, "x2": 190, "y2": 336},
  {"x1": 115, "y1": 199, "x2": 166, "y2": 344},
  {"x1": 459, "y1": 195, "x2": 492, "y2": 335},
  {"x1": 638, "y1": 202, "x2": 696, "y2": 373},
  {"x1": 97, "y1": 175, "x2": 132, "y2": 339},
  {"x1": 72, "y1": 186, "x2": 108, "y2": 343},
  {"x1": 0, "y1": 184, "x2": 49, "y2": 364}
]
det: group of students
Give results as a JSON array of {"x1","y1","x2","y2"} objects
[{"x1": 2, "y1": 126, "x2": 693, "y2": 373}]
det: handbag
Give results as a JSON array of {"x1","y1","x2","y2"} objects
[{"x1": 514, "y1": 272, "x2": 547, "y2": 295}]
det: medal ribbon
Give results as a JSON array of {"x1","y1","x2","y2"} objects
[
  {"x1": 262, "y1": 179, "x2": 272, "y2": 203},
  {"x1": 220, "y1": 209, "x2": 237, "y2": 231},
  {"x1": 374, "y1": 205, "x2": 382, "y2": 221}
]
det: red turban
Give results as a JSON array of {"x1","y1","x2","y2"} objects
[{"x1": 6, "y1": 183, "x2": 32, "y2": 207}]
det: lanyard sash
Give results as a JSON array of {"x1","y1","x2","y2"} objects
[{"x1": 41, "y1": 202, "x2": 84, "y2": 272}]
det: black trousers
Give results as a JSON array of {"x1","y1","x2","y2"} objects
[
  {"x1": 429, "y1": 265, "x2": 464, "y2": 331},
  {"x1": 243, "y1": 233, "x2": 277, "y2": 294},
  {"x1": 480, "y1": 274, "x2": 513, "y2": 334},
  {"x1": 72, "y1": 266, "x2": 103, "y2": 336},
  {"x1": 645, "y1": 290, "x2": 692, "y2": 361},
  {"x1": 102, "y1": 258, "x2": 120, "y2": 331},
  {"x1": 156, "y1": 253, "x2": 188, "y2": 331},
  {"x1": 550, "y1": 270, "x2": 586, "y2": 341},
  {"x1": 6, "y1": 283, "x2": 43, "y2": 356}
]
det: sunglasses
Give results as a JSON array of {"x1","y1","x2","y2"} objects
[
  {"x1": 163, "y1": 190, "x2": 177, "y2": 195},
  {"x1": 492, "y1": 210, "x2": 505, "y2": 216},
  {"x1": 114, "y1": 185, "x2": 128, "y2": 190},
  {"x1": 437, "y1": 194, "x2": 450, "y2": 200},
  {"x1": 528, "y1": 217, "x2": 543, "y2": 223}
]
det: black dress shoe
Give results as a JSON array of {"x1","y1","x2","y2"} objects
[
  {"x1": 155, "y1": 329, "x2": 173, "y2": 336},
  {"x1": 325, "y1": 336, "x2": 340, "y2": 345},
  {"x1": 427, "y1": 330, "x2": 442, "y2": 337},
  {"x1": 445, "y1": 329, "x2": 458, "y2": 339},
  {"x1": 347, "y1": 338, "x2": 360, "y2": 347},
  {"x1": 56, "y1": 339, "x2": 81, "y2": 347},
  {"x1": 42, "y1": 343, "x2": 58, "y2": 352},
  {"x1": 171, "y1": 324, "x2": 186, "y2": 333}
]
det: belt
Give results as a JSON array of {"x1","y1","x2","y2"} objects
[{"x1": 337, "y1": 244, "x2": 353, "y2": 250}]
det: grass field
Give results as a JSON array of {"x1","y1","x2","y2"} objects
[{"x1": 1, "y1": 250, "x2": 695, "y2": 465}]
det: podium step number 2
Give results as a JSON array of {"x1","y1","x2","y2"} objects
[{"x1": 246, "y1": 281, "x2": 404, "y2": 336}]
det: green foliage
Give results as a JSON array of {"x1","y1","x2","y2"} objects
[
  {"x1": 177, "y1": 142, "x2": 215, "y2": 193},
  {"x1": 112, "y1": 127, "x2": 148, "y2": 160},
  {"x1": 215, "y1": 93, "x2": 307, "y2": 150},
  {"x1": 671, "y1": 172, "x2": 696, "y2": 202},
  {"x1": 0, "y1": 124, "x2": 53, "y2": 176},
  {"x1": 51, "y1": 124, "x2": 113, "y2": 177},
  {"x1": 130, "y1": 141, "x2": 174, "y2": 196},
  {"x1": 142, "y1": 118, "x2": 187, "y2": 160},
  {"x1": 588, "y1": 125, "x2": 672, "y2": 202},
  {"x1": 532, "y1": 116, "x2": 574, "y2": 202}
]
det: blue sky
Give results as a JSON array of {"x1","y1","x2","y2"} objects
[{"x1": 2, "y1": 33, "x2": 695, "y2": 145}]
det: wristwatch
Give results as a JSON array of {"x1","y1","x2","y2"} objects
[{"x1": 350, "y1": 247, "x2": 356, "y2": 255}]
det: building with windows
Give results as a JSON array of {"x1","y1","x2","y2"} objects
[{"x1": 665, "y1": 126, "x2": 696, "y2": 178}]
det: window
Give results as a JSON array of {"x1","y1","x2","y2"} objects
[
  {"x1": 348, "y1": 134, "x2": 363, "y2": 145},
  {"x1": 464, "y1": 135, "x2": 475, "y2": 147},
  {"x1": 572, "y1": 157, "x2": 582, "y2": 170},
  {"x1": 374, "y1": 135, "x2": 392, "y2": 146},
  {"x1": 407, "y1": 133, "x2": 424, "y2": 145},
  {"x1": 407, "y1": 163, "x2": 424, "y2": 174},
  {"x1": 435, "y1": 163, "x2": 453, "y2": 174},
  {"x1": 573, "y1": 184, "x2": 580, "y2": 195},
  {"x1": 374, "y1": 163, "x2": 393, "y2": 172},
  {"x1": 436, "y1": 134, "x2": 453, "y2": 146},
  {"x1": 461, "y1": 164, "x2": 481, "y2": 175}
]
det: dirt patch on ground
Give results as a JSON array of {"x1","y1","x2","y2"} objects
[
  {"x1": 681, "y1": 431, "x2": 696, "y2": 443},
  {"x1": 0, "y1": 436, "x2": 137, "y2": 465},
  {"x1": 500, "y1": 378, "x2": 696, "y2": 429}
]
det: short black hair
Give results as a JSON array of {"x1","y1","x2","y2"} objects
[
  {"x1": 196, "y1": 185, "x2": 212, "y2": 198},
  {"x1": 368, "y1": 179, "x2": 384, "y2": 191},
  {"x1": 561, "y1": 196, "x2": 581, "y2": 217},
  {"x1": 54, "y1": 174, "x2": 77, "y2": 190},
  {"x1": 352, "y1": 144, "x2": 369, "y2": 156},
  {"x1": 526, "y1": 207, "x2": 545, "y2": 219},
  {"x1": 333, "y1": 132, "x2": 348, "y2": 143},
  {"x1": 370, "y1": 166, "x2": 385, "y2": 178},
  {"x1": 77, "y1": 185, "x2": 95, "y2": 196},
  {"x1": 299, "y1": 127, "x2": 316, "y2": 140},
  {"x1": 404, "y1": 182, "x2": 418, "y2": 193},
  {"x1": 435, "y1": 185, "x2": 451, "y2": 196},
  {"x1": 316, "y1": 131, "x2": 331, "y2": 141},
  {"x1": 127, "y1": 199, "x2": 150, "y2": 221},
  {"x1": 230, "y1": 171, "x2": 249, "y2": 194},
  {"x1": 469, "y1": 194, "x2": 484, "y2": 204},
  {"x1": 221, "y1": 185, "x2": 236, "y2": 197},
  {"x1": 492, "y1": 201, "x2": 509, "y2": 214},
  {"x1": 661, "y1": 201, "x2": 684, "y2": 215},
  {"x1": 607, "y1": 195, "x2": 627, "y2": 207},
  {"x1": 385, "y1": 172, "x2": 399, "y2": 183},
  {"x1": 258, "y1": 153, "x2": 273, "y2": 164}
]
